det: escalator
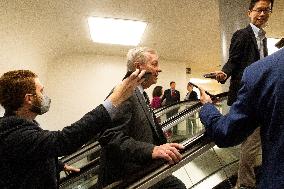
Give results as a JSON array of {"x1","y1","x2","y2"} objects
[{"x1": 59, "y1": 92, "x2": 240, "y2": 189}]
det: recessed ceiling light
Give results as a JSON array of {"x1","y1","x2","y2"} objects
[{"x1": 88, "y1": 17, "x2": 147, "y2": 46}]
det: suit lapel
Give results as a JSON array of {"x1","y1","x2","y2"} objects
[
  {"x1": 134, "y1": 88, "x2": 167, "y2": 143},
  {"x1": 134, "y1": 88, "x2": 156, "y2": 128},
  {"x1": 247, "y1": 25, "x2": 260, "y2": 58}
]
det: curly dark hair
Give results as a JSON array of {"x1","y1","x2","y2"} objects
[
  {"x1": 0, "y1": 70, "x2": 37, "y2": 113},
  {"x1": 249, "y1": 0, "x2": 274, "y2": 11},
  {"x1": 152, "y1": 86, "x2": 163, "y2": 98}
]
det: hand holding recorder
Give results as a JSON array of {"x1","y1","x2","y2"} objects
[{"x1": 203, "y1": 71, "x2": 227, "y2": 82}]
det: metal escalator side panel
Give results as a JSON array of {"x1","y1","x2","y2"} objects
[
  {"x1": 129, "y1": 142, "x2": 215, "y2": 189},
  {"x1": 161, "y1": 102, "x2": 203, "y2": 132},
  {"x1": 60, "y1": 140, "x2": 100, "y2": 164},
  {"x1": 154, "y1": 100, "x2": 198, "y2": 117}
]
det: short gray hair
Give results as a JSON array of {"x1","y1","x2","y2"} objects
[{"x1": 126, "y1": 47, "x2": 157, "y2": 72}]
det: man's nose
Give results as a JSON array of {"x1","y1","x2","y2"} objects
[{"x1": 259, "y1": 11, "x2": 266, "y2": 16}]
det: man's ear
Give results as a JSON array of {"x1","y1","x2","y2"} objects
[{"x1": 247, "y1": 10, "x2": 251, "y2": 17}]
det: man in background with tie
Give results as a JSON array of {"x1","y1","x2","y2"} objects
[
  {"x1": 98, "y1": 47, "x2": 186, "y2": 189},
  {"x1": 162, "y1": 81, "x2": 181, "y2": 135},
  {"x1": 162, "y1": 81, "x2": 181, "y2": 109},
  {"x1": 212, "y1": 0, "x2": 273, "y2": 188}
]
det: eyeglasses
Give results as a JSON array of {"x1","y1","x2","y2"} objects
[{"x1": 251, "y1": 8, "x2": 272, "y2": 14}]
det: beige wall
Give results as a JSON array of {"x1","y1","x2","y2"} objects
[{"x1": 44, "y1": 53, "x2": 192, "y2": 130}]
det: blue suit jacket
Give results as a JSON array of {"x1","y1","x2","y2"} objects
[{"x1": 200, "y1": 48, "x2": 284, "y2": 189}]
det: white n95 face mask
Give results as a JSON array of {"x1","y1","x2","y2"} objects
[{"x1": 30, "y1": 93, "x2": 51, "y2": 115}]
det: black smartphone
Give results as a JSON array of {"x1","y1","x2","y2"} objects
[
  {"x1": 123, "y1": 70, "x2": 152, "y2": 80},
  {"x1": 203, "y1": 73, "x2": 217, "y2": 79},
  {"x1": 188, "y1": 81, "x2": 199, "y2": 88},
  {"x1": 188, "y1": 81, "x2": 217, "y2": 99}
]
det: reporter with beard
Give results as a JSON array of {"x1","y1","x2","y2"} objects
[{"x1": 0, "y1": 69, "x2": 145, "y2": 189}]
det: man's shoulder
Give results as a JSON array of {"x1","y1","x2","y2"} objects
[
  {"x1": 0, "y1": 116, "x2": 38, "y2": 131},
  {"x1": 230, "y1": 26, "x2": 254, "y2": 47},
  {"x1": 233, "y1": 25, "x2": 252, "y2": 37},
  {"x1": 164, "y1": 89, "x2": 170, "y2": 94},
  {"x1": 246, "y1": 49, "x2": 284, "y2": 77}
]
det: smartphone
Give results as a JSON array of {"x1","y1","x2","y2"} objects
[
  {"x1": 123, "y1": 70, "x2": 152, "y2": 80},
  {"x1": 188, "y1": 81, "x2": 199, "y2": 88},
  {"x1": 203, "y1": 73, "x2": 217, "y2": 79},
  {"x1": 188, "y1": 81, "x2": 216, "y2": 99}
]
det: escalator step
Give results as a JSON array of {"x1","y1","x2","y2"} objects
[{"x1": 212, "y1": 175, "x2": 237, "y2": 189}]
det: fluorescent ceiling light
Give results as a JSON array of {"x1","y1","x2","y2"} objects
[
  {"x1": 267, "y1": 38, "x2": 280, "y2": 55},
  {"x1": 88, "y1": 17, "x2": 147, "y2": 46}
]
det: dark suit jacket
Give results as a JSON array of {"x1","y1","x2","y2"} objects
[
  {"x1": 200, "y1": 48, "x2": 284, "y2": 189},
  {"x1": 162, "y1": 89, "x2": 180, "y2": 105},
  {"x1": 185, "y1": 91, "x2": 198, "y2": 101},
  {"x1": 222, "y1": 24, "x2": 268, "y2": 105},
  {"x1": 98, "y1": 88, "x2": 167, "y2": 187}
]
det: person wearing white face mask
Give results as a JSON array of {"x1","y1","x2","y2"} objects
[
  {"x1": 0, "y1": 69, "x2": 145, "y2": 189},
  {"x1": 28, "y1": 92, "x2": 51, "y2": 115}
]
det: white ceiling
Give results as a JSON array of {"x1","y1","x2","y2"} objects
[{"x1": 0, "y1": 0, "x2": 283, "y2": 73}]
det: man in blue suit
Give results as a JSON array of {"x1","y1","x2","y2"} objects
[{"x1": 199, "y1": 48, "x2": 284, "y2": 189}]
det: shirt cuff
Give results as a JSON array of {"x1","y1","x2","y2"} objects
[{"x1": 102, "y1": 99, "x2": 118, "y2": 120}]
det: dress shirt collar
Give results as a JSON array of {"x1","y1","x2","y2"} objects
[
  {"x1": 137, "y1": 85, "x2": 144, "y2": 94},
  {"x1": 138, "y1": 85, "x2": 149, "y2": 103},
  {"x1": 250, "y1": 23, "x2": 265, "y2": 39}
]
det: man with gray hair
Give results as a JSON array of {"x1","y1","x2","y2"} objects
[{"x1": 98, "y1": 47, "x2": 186, "y2": 188}]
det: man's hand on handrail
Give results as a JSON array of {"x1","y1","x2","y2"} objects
[{"x1": 152, "y1": 143, "x2": 184, "y2": 165}]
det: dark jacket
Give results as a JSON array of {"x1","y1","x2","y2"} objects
[
  {"x1": 185, "y1": 91, "x2": 198, "y2": 101},
  {"x1": 0, "y1": 104, "x2": 111, "y2": 189},
  {"x1": 222, "y1": 24, "x2": 268, "y2": 105},
  {"x1": 161, "y1": 89, "x2": 180, "y2": 105},
  {"x1": 200, "y1": 49, "x2": 284, "y2": 188},
  {"x1": 98, "y1": 88, "x2": 166, "y2": 187}
]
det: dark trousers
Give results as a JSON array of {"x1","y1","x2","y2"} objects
[{"x1": 149, "y1": 175, "x2": 186, "y2": 189}]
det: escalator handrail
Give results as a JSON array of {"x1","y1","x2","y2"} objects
[
  {"x1": 154, "y1": 100, "x2": 198, "y2": 117},
  {"x1": 161, "y1": 92, "x2": 228, "y2": 132},
  {"x1": 59, "y1": 155, "x2": 100, "y2": 188},
  {"x1": 59, "y1": 98, "x2": 209, "y2": 165},
  {"x1": 59, "y1": 104, "x2": 202, "y2": 186},
  {"x1": 59, "y1": 132, "x2": 212, "y2": 189},
  {"x1": 60, "y1": 141, "x2": 101, "y2": 165},
  {"x1": 59, "y1": 92, "x2": 228, "y2": 188},
  {"x1": 104, "y1": 132, "x2": 214, "y2": 189}
]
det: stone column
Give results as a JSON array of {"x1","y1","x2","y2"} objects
[{"x1": 218, "y1": 0, "x2": 250, "y2": 113}]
